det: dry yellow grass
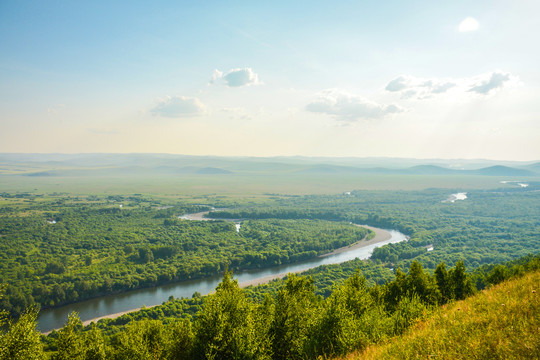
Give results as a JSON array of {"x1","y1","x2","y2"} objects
[{"x1": 339, "y1": 270, "x2": 540, "y2": 360}]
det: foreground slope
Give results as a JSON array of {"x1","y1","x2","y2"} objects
[{"x1": 343, "y1": 270, "x2": 540, "y2": 359}]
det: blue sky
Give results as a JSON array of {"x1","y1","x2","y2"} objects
[{"x1": 1, "y1": 0, "x2": 539, "y2": 160}]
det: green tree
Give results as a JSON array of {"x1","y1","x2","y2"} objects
[
  {"x1": 115, "y1": 319, "x2": 166, "y2": 359},
  {"x1": 0, "y1": 308, "x2": 44, "y2": 360},
  {"x1": 84, "y1": 323, "x2": 107, "y2": 360},
  {"x1": 384, "y1": 267, "x2": 406, "y2": 311},
  {"x1": 54, "y1": 312, "x2": 85, "y2": 360},
  {"x1": 270, "y1": 274, "x2": 318, "y2": 360},
  {"x1": 405, "y1": 260, "x2": 441, "y2": 305},
  {"x1": 435, "y1": 262, "x2": 451, "y2": 303},
  {"x1": 193, "y1": 271, "x2": 264, "y2": 360},
  {"x1": 450, "y1": 260, "x2": 475, "y2": 300},
  {"x1": 166, "y1": 319, "x2": 194, "y2": 360},
  {"x1": 306, "y1": 286, "x2": 359, "y2": 357},
  {"x1": 487, "y1": 264, "x2": 511, "y2": 285}
]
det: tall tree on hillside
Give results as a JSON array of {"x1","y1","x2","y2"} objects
[
  {"x1": 53, "y1": 312, "x2": 85, "y2": 360},
  {"x1": 0, "y1": 307, "x2": 44, "y2": 360},
  {"x1": 193, "y1": 270, "x2": 264, "y2": 360},
  {"x1": 384, "y1": 267, "x2": 407, "y2": 310},
  {"x1": 306, "y1": 271, "x2": 372, "y2": 357},
  {"x1": 270, "y1": 274, "x2": 318, "y2": 360},
  {"x1": 406, "y1": 260, "x2": 441, "y2": 305},
  {"x1": 450, "y1": 260, "x2": 475, "y2": 300},
  {"x1": 435, "y1": 262, "x2": 451, "y2": 303}
]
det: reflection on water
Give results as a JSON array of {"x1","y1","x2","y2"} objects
[{"x1": 443, "y1": 192, "x2": 467, "y2": 203}]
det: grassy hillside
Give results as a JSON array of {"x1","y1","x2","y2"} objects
[{"x1": 342, "y1": 270, "x2": 540, "y2": 359}]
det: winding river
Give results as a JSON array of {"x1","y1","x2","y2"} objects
[{"x1": 37, "y1": 213, "x2": 407, "y2": 333}]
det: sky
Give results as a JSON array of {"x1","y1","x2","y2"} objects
[{"x1": 1, "y1": 0, "x2": 539, "y2": 160}]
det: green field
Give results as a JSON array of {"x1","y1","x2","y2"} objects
[{"x1": 1, "y1": 173, "x2": 531, "y2": 195}]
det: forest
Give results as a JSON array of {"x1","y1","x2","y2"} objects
[
  {"x1": 0, "y1": 193, "x2": 369, "y2": 316},
  {"x1": 0, "y1": 182, "x2": 539, "y2": 358}
]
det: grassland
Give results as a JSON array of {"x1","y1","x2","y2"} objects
[
  {"x1": 341, "y1": 270, "x2": 540, "y2": 359},
  {"x1": 1, "y1": 173, "x2": 533, "y2": 196}
]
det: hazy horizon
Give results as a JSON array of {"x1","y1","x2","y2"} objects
[
  {"x1": 1, "y1": 151, "x2": 538, "y2": 164},
  {"x1": 1, "y1": 1, "x2": 539, "y2": 161}
]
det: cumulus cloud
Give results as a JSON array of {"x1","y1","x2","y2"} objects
[
  {"x1": 385, "y1": 71, "x2": 517, "y2": 99},
  {"x1": 385, "y1": 76, "x2": 411, "y2": 92},
  {"x1": 306, "y1": 89, "x2": 404, "y2": 121},
  {"x1": 386, "y1": 75, "x2": 457, "y2": 99},
  {"x1": 151, "y1": 96, "x2": 206, "y2": 118},
  {"x1": 468, "y1": 72, "x2": 511, "y2": 94},
  {"x1": 210, "y1": 67, "x2": 261, "y2": 87}
]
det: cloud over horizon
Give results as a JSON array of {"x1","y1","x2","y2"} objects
[
  {"x1": 385, "y1": 71, "x2": 517, "y2": 99},
  {"x1": 151, "y1": 96, "x2": 206, "y2": 118},
  {"x1": 306, "y1": 89, "x2": 404, "y2": 121},
  {"x1": 210, "y1": 68, "x2": 261, "y2": 87}
]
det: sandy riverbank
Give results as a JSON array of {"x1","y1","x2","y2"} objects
[
  {"x1": 320, "y1": 225, "x2": 391, "y2": 257},
  {"x1": 236, "y1": 225, "x2": 391, "y2": 288},
  {"x1": 44, "y1": 225, "x2": 392, "y2": 334}
]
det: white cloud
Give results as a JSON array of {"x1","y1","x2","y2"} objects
[
  {"x1": 306, "y1": 89, "x2": 404, "y2": 121},
  {"x1": 210, "y1": 67, "x2": 261, "y2": 87},
  {"x1": 150, "y1": 96, "x2": 206, "y2": 118},
  {"x1": 459, "y1": 17, "x2": 479, "y2": 32},
  {"x1": 386, "y1": 75, "x2": 457, "y2": 99},
  {"x1": 468, "y1": 71, "x2": 512, "y2": 94},
  {"x1": 385, "y1": 76, "x2": 411, "y2": 92},
  {"x1": 385, "y1": 71, "x2": 517, "y2": 99}
]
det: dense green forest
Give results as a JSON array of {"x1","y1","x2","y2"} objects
[
  {"x1": 0, "y1": 193, "x2": 369, "y2": 316},
  {"x1": 209, "y1": 186, "x2": 539, "y2": 270}
]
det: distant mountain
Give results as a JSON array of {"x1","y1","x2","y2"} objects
[
  {"x1": 471, "y1": 165, "x2": 536, "y2": 177},
  {"x1": 295, "y1": 165, "x2": 366, "y2": 174},
  {"x1": 522, "y1": 162, "x2": 540, "y2": 174},
  {"x1": 402, "y1": 165, "x2": 455, "y2": 175},
  {"x1": 2, "y1": 153, "x2": 539, "y2": 178}
]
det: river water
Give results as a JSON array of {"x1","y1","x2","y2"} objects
[{"x1": 37, "y1": 217, "x2": 407, "y2": 332}]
